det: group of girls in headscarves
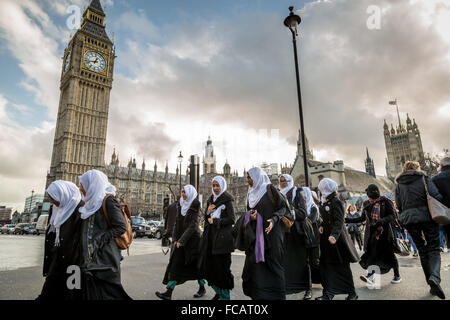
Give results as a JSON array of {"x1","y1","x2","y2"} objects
[
  {"x1": 37, "y1": 169, "x2": 131, "y2": 300},
  {"x1": 39, "y1": 166, "x2": 398, "y2": 301}
]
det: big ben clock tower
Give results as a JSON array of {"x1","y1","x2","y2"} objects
[{"x1": 46, "y1": 0, "x2": 115, "y2": 188}]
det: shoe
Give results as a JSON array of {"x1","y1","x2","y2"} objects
[
  {"x1": 429, "y1": 279, "x2": 446, "y2": 300},
  {"x1": 211, "y1": 294, "x2": 220, "y2": 300},
  {"x1": 303, "y1": 290, "x2": 312, "y2": 300},
  {"x1": 360, "y1": 274, "x2": 374, "y2": 285},
  {"x1": 413, "y1": 252, "x2": 419, "y2": 257},
  {"x1": 440, "y1": 247, "x2": 444, "y2": 252},
  {"x1": 315, "y1": 295, "x2": 332, "y2": 300},
  {"x1": 391, "y1": 276, "x2": 402, "y2": 284},
  {"x1": 346, "y1": 293, "x2": 358, "y2": 300},
  {"x1": 155, "y1": 289, "x2": 173, "y2": 300},
  {"x1": 193, "y1": 285, "x2": 206, "y2": 298}
]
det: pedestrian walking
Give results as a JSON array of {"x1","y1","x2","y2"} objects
[
  {"x1": 233, "y1": 167, "x2": 287, "y2": 300},
  {"x1": 300, "y1": 186, "x2": 323, "y2": 294},
  {"x1": 36, "y1": 180, "x2": 83, "y2": 301},
  {"x1": 316, "y1": 178, "x2": 359, "y2": 300},
  {"x1": 156, "y1": 185, "x2": 205, "y2": 300},
  {"x1": 278, "y1": 174, "x2": 311, "y2": 299},
  {"x1": 346, "y1": 184, "x2": 402, "y2": 286},
  {"x1": 78, "y1": 169, "x2": 132, "y2": 300},
  {"x1": 395, "y1": 161, "x2": 445, "y2": 299},
  {"x1": 432, "y1": 156, "x2": 450, "y2": 249},
  {"x1": 198, "y1": 176, "x2": 235, "y2": 300},
  {"x1": 346, "y1": 205, "x2": 363, "y2": 251}
]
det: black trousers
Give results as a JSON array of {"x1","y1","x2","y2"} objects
[{"x1": 407, "y1": 221, "x2": 441, "y2": 284}]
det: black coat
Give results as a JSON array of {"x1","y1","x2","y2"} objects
[
  {"x1": 173, "y1": 198, "x2": 201, "y2": 265},
  {"x1": 202, "y1": 192, "x2": 235, "y2": 255},
  {"x1": 395, "y1": 170, "x2": 443, "y2": 226},
  {"x1": 43, "y1": 203, "x2": 83, "y2": 277},
  {"x1": 38, "y1": 203, "x2": 83, "y2": 300},
  {"x1": 319, "y1": 193, "x2": 360, "y2": 264},
  {"x1": 164, "y1": 201, "x2": 178, "y2": 237},
  {"x1": 432, "y1": 166, "x2": 450, "y2": 209},
  {"x1": 80, "y1": 196, "x2": 127, "y2": 285},
  {"x1": 346, "y1": 198, "x2": 395, "y2": 252}
]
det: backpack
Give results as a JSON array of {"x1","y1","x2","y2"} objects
[{"x1": 102, "y1": 194, "x2": 134, "y2": 255}]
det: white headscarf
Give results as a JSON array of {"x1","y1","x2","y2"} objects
[
  {"x1": 46, "y1": 180, "x2": 82, "y2": 246},
  {"x1": 279, "y1": 174, "x2": 297, "y2": 201},
  {"x1": 180, "y1": 184, "x2": 198, "y2": 216},
  {"x1": 247, "y1": 167, "x2": 271, "y2": 209},
  {"x1": 301, "y1": 187, "x2": 318, "y2": 216},
  {"x1": 78, "y1": 169, "x2": 116, "y2": 220},
  {"x1": 212, "y1": 176, "x2": 227, "y2": 202},
  {"x1": 318, "y1": 178, "x2": 338, "y2": 204}
]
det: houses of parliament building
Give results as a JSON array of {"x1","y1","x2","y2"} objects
[{"x1": 44, "y1": 0, "x2": 423, "y2": 218}]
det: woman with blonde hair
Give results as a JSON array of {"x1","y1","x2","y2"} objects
[{"x1": 395, "y1": 161, "x2": 444, "y2": 299}]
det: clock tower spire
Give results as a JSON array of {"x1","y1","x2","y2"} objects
[{"x1": 46, "y1": 0, "x2": 115, "y2": 188}]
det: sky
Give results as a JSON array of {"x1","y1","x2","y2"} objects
[{"x1": 0, "y1": 0, "x2": 450, "y2": 211}]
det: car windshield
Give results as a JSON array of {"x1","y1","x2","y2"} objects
[{"x1": 132, "y1": 217, "x2": 145, "y2": 225}]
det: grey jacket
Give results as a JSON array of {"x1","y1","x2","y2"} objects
[{"x1": 80, "y1": 196, "x2": 126, "y2": 285}]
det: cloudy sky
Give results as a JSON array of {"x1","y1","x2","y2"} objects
[{"x1": 0, "y1": 0, "x2": 449, "y2": 211}]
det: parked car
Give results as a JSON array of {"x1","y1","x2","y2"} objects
[
  {"x1": 1, "y1": 224, "x2": 16, "y2": 234},
  {"x1": 13, "y1": 223, "x2": 31, "y2": 235},
  {"x1": 36, "y1": 215, "x2": 49, "y2": 235},
  {"x1": 151, "y1": 221, "x2": 165, "y2": 240},
  {"x1": 25, "y1": 223, "x2": 37, "y2": 235},
  {"x1": 131, "y1": 216, "x2": 151, "y2": 238}
]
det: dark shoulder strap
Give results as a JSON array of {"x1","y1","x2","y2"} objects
[
  {"x1": 102, "y1": 194, "x2": 115, "y2": 228},
  {"x1": 266, "y1": 184, "x2": 275, "y2": 205},
  {"x1": 423, "y1": 176, "x2": 430, "y2": 196}
]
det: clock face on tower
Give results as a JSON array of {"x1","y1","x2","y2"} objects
[
  {"x1": 64, "y1": 52, "x2": 71, "y2": 73},
  {"x1": 84, "y1": 51, "x2": 106, "y2": 72}
]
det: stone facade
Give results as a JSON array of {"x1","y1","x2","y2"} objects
[
  {"x1": 384, "y1": 114, "x2": 424, "y2": 179},
  {"x1": 288, "y1": 130, "x2": 395, "y2": 204},
  {"x1": 46, "y1": 0, "x2": 115, "y2": 188}
]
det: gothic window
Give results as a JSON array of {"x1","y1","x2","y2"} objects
[
  {"x1": 145, "y1": 194, "x2": 151, "y2": 202},
  {"x1": 119, "y1": 181, "x2": 126, "y2": 189},
  {"x1": 132, "y1": 193, "x2": 138, "y2": 200},
  {"x1": 157, "y1": 194, "x2": 163, "y2": 204},
  {"x1": 134, "y1": 182, "x2": 139, "y2": 189}
]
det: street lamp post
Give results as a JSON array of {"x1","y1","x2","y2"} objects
[
  {"x1": 178, "y1": 151, "x2": 183, "y2": 196},
  {"x1": 284, "y1": 6, "x2": 309, "y2": 187}
]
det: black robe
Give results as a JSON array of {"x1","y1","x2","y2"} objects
[
  {"x1": 240, "y1": 184, "x2": 287, "y2": 300},
  {"x1": 163, "y1": 198, "x2": 202, "y2": 285},
  {"x1": 319, "y1": 193, "x2": 359, "y2": 296},
  {"x1": 346, "y1": 198, "x2": 398, "y2": 274},
  {"x1": 282, "y1": 187, "x2": 311, "y2": 294},
  {"x1": 199, "y1": 192, "x2": 235, "y2": 290},
  {"x1": 36, "y1": 203, "x2": 83, "y2": 301}
]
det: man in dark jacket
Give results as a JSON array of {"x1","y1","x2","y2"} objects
[
  {"x1": 395, "y1": 161, "x2": 444, "y2": 299},
  {"x1": 164, "y1": 197, "x2": 180, "y2": 239},
  {"x1": 432, "y1": 157, "x2": 450, "y2": 240}
]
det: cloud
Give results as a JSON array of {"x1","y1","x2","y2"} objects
[{"x1": 109, "y1": 0, "x2": 450, "y2": 175}]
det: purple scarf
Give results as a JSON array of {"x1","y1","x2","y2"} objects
[{"x1": 244, "y1": 210, "x2": 265, "y2": 263}]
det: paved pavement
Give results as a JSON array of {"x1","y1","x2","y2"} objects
[{"x1": 1, "y1": 234, "x2": 450, "y2": 300}]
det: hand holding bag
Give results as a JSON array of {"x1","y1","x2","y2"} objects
[{"x1": 423, "y1": 176, "x2": 450, "y2": 225}]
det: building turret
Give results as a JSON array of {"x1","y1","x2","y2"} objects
[{"x1": 365, "y1": 147, "x2": 376, "y2": 178}]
